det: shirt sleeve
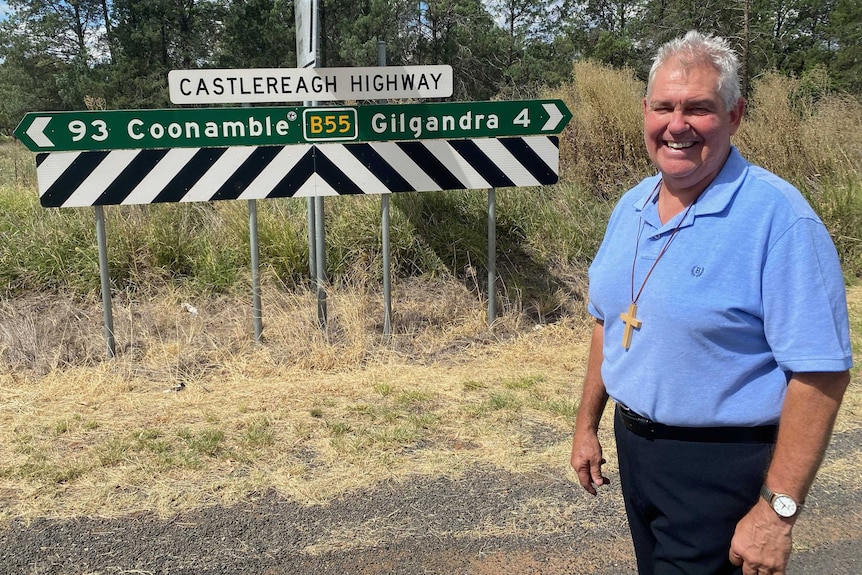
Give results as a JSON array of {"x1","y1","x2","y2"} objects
[{"x1": 761, "y1": 217, "x2": 853, "y2": 373}]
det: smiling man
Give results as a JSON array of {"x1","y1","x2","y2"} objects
[{"x1": 570, "y1": 31, "x2": 852, "y2": 575}]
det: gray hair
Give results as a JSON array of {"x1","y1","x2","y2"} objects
[{"x1": 647, "y1": 31, "x2": 742, "y2": 112}]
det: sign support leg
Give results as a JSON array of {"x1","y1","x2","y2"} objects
[
  {"x1": 487, "y1": 188, "x2": 497, "y2": 326},
  {"x1": 94, "y1": 205, "x2": 116, "y2": 358},
  {"x1": 314, "y1": 196, "x2": 327, "y2": 330},
  {"x1": 307, "y1": 199, "x2": 316, "y2": 280},
  {"x1": 249, "y1": 200, "x2": 263, "y2": 341},
  {"x1": 382, "y1": 193, "x2": 392, "y2": 337},
  {"x1": 378, "y1": 40, "x2": 392, "y2": 338}
]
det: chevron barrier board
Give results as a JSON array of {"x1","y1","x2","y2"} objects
[{"x1": 34, "y1": 136, "x2": 559, "y2": 208}]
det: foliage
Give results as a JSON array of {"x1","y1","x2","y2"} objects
[
  {"x1": 550, "y1": 60, "x2": 652, "y2": 199},
  {"x1": 829, "y1": 0, "x2": 862, "y2": 94},
  {"x1": 3, "y1": 0, "x2": 861, "y2": 132},
  {"x1": 1, "y1": 63, "x2": 859, "y2": 302},
  {"x1": 216, "y1": 0, "x2": 296, "y2": 68}
]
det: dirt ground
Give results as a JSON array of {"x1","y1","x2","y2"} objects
[
  {"x1": 0, "y1": 286, "x2": 859, "y2": 574},
  {"x1": 1, "y1": 427, "x2": 859, "y2": 575}
]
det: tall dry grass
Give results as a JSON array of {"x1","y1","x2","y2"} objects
[
  {"x1": 735, "y1": 71, "x2": 862, "y2": 278},
  {"x1": 552, "y1": 63, "x2": 862, "y2": 277},
  {"x1": 550, "y1": 61, "x2": 653, "y2": 198},
  {"x1": 735, "y1": 70, "x2": 862, "y2": 189}
]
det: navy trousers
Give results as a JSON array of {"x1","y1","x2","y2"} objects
[{"x1": 614, "y1": 407, "x2": 774, "y2": 575}]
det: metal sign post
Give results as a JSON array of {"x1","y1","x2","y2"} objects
[
  {"x1": 378, "y1": 41, "x2": 392, "y2": 338},
  {"x1": 296, "y1": 0, "x2": 326, "y2": 330},
  {"x1": 295, "y1": 0, "x2": 318, "y2": 69},
  {"x1": 487, "y1": 188, "x2": 497, "y2": 325},
  {"x1": 94, "y1": 205, "x2": 116, "y2": 357}
]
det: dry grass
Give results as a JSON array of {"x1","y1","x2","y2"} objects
[
  {"x1": 837, "y1": 285, "x2": 862, "y2": 434},
  {"x1": 0, "y1": 278, "x2": 593, "y2": 523},
  {"x1": 735, "y1": 71, "x2": 862, "y2": 190},
  {"x1": 0, "y1": 280, "x2": 858, "y2": 526},
  {"x1": 550, "y1": 61, "x2": 653, "y2": 198}
]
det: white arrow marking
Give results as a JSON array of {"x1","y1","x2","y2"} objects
[
  {"x1": 26, "y1": 117, "x2": 55, "y2": 148},
  {"x1": 541, "y1": 103, "x2": 564, "y2": 132}
]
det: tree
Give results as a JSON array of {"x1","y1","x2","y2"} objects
[
  {"x1": 108, "y1": 0, "x2": 226, "y2": 108},
  {"x1": 2, "y1": 0, "x2": 108, "y2": 64},
  {"x1": 828, "y1": 0, "x2": 861, "y2": 94},
  {"x1": 0, "y1": 0, "x2": 102, "y2": 124},
  {"x1": 486, "y1": 0, "x2": 575, "y2": 97},
  {"x1": 415, "y1": 0, "x2": 507, "y2": 100},
  {"x1": 558, "y1": 0, "x2": 647, "y2": 72},
  {"x1": 216, "y1": 0, "x2": 295, "y2": 68},
  {"x1": 318, "y1": 0, "x2": 417, "y2": 67},
  {"x1": 0, "y1": 29, "x2": 68, "y2": 130}
]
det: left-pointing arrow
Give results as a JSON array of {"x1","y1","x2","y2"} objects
[{"x1": 26, "y1": 117, "x2": 54, "y2": 148}]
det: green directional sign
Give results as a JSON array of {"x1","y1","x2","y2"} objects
[
  {"x1": 303, "y1": 107, "x2": 358, "y2": 142},
  {"x1": 359, "y1": 99, "x2": 571, "y2": 142},
  {"x1": 15, "y1": 107, "x2": 309, "y2": 152},
  {"x1": 14, "y1": 100, "x2": 571, "y2": 152}
]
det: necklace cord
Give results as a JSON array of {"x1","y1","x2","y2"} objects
[{"x1": 630, "y1": 187, "x2": 695, "y2": 304}]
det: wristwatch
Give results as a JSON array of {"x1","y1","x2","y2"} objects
[{"x1": 760, "y1": 484, "x2": 801, "y2": 518}]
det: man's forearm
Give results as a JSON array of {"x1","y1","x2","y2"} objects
[
  {"x1": 729, "y1": 370, "x2": 850, "y2": 572},
  {"x1": 765, "y1": 370, "x2": 850, "y2": 506},
  {"x1": 575, "y1": 319, "x2": 609, "y2": 433}
]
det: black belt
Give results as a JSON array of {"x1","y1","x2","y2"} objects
[{"x1": 617, "y1": 404, "x2": 777, "y2": 443}]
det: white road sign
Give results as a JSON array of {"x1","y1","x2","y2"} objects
[{"x1": 168, "y1": 65, "x2": 454, "y2": 104}]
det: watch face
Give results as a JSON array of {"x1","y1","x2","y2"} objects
[{"x1": 773, "y1": 495, "x2": 798, "y2": 517}]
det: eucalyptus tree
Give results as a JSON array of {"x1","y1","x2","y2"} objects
[
  {"x1": 314, "y1": 0, "x2": 418, "y2": 67},
  {"x1": 414, "y1": 0, "x2": 507, "y2": 100},
  {"x1": 1, "y1": 0, "x2": 110, "y2": 63},
  {"x1": 0, "y1": 0, "x2": 111, "y2": 124},
  {"x1": 829, "y1": 0, "x2": 861, "y2": 94},
  {"x1": 0, "y1": 29, "x2": 67, "y2": 131},
  {"x1": 108, "y1": 0, "x2": 226, "y2": 108},
  {"x1": 557, "y1": 0, "x2": 647, "y2": 72},
  {"x1": 216, "y1": 0, "x2": 295, "y2": 68},
  {"x1": 486, "y1": 0, "x2": 574, "y2": 97}
]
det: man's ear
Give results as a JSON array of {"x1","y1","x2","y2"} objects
[{"x1": 729, "y1": 98, "x2": 746, "y2": 136}]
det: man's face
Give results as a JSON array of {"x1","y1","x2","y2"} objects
[{"x1": 643, "y1": 60, "x2": 744, "y2": 196}]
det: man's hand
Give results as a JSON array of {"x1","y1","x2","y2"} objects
[
  {"x1": 570, "y1": 429, "x2": 610, "y2": 496},
  {"x1": 729, "y1": 370, "x2": 848, "y2": 573},
  {"x1": 729, "y1": 500, "x2": 793, "y2": 575},
  {"x1": 570, "y1": 319, "x2": 610, "y2": 496}
]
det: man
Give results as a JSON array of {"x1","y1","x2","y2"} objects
[{"x1": 570, "y1": 31, "x2": 852, "y2": 575}]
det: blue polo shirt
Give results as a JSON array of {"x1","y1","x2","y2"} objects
[{"x1": 587, "y1": 147, "x2": 852, "y2": 427}]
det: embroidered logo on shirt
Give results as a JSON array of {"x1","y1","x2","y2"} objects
[{"x1": 691, "y1": 266, "x2": 704, "y2": 277}]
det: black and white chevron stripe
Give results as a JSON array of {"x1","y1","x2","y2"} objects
[{"x1": 35, "y1": 136, "x2": 559, "y2": 208}]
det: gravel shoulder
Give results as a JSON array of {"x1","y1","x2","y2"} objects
[{"x1": 1, "y1": 428, "x2": 859, "y2": 575}]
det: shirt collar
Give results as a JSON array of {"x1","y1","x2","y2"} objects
[{"x1": 633, "y1": 146, "x2": 750, "y2": 220}]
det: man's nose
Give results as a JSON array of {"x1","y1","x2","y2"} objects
[{"x1": 668, "y1": 110, "x2": 689, "y2": 132}]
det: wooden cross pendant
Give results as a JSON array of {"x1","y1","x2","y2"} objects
[{"x1": 620, "y1": 303, "x2": 642, "y2": 349}]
